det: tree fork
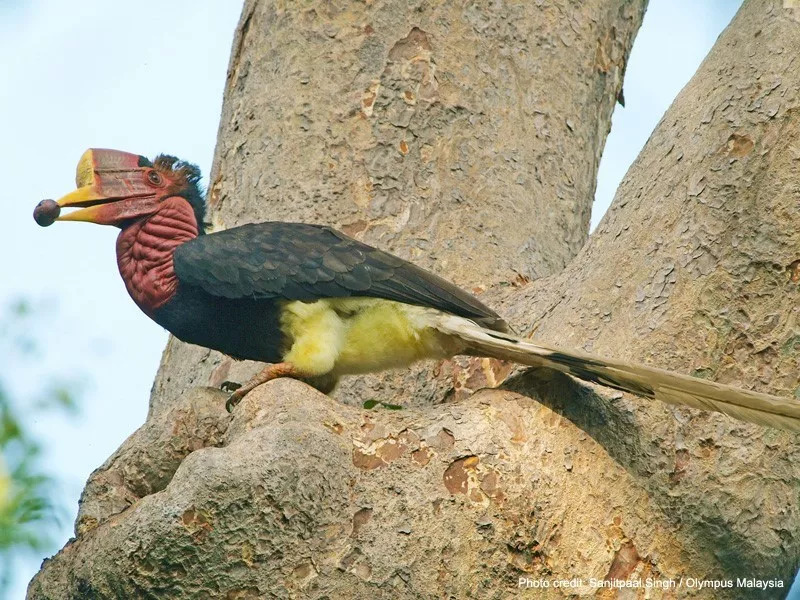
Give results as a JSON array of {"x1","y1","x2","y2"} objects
[{"x1": 29, "y1": 1, "x2": 800, "y2": 598}]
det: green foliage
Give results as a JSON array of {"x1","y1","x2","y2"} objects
[
  {"x1": 0, "y1": 390, "x2": 56, "y2": 553},
  {"x1": 0, "y1": 299, "x2": 82, "y2": 593},
  {"x1": 362, "y1": 399, "x2": 404, "y2": 410}
]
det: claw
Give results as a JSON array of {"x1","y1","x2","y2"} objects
[
  {"x1": 225, "y1": 391, "x2": 243, "y2": 413},
  {"x1": 220, "y1": 380, "x2": 242, "y2": 393}
]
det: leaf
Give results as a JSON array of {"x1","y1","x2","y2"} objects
[
  {"x1": 380, "y1": 402, "x2": 404, "y2": 410},
  {"x1": 362, "y1": 399, "x2": 404, "y2": 411}
]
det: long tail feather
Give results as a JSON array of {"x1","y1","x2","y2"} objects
[{"x1": 431, "y1": 314, "x2": 800, "y2": 432}]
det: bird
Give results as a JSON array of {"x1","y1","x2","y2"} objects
[{"x1": 34, "y1": 148, "x2": 800, "y2": 431}]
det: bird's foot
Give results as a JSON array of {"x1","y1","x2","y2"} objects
[
  {"x1": 225, "y1": 393, "x2": 243, "y2": 413},
  {"x1": 225, "y1": 362, "x2": 302, "y2": 413},
  {"x1": 219, "y1": 380, "x2": 242, "y2": 393}
]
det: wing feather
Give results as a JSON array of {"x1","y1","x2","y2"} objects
[{"x1": 173, "y1": 222, "x2": 507, "y2": 331}]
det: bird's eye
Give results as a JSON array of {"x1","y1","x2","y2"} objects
[{"x1": 146, "y1": 170, "x2": 163, "y2": 186}]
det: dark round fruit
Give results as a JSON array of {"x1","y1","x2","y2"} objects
[{"x1": 33, "y1": 199, "x2": 60, "y2": 227}]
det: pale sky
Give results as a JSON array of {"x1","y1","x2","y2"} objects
[{"x1": 3, "y1": 1, "x2": 797, "y2": 599}]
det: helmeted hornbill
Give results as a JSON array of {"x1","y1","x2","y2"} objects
[{"x1": 34, "y1": 149, "x2": 800, "y2": 431}]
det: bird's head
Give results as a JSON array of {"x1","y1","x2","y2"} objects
[{"x1": 35, "y1": 148, "x2": 205, "y2": 231}]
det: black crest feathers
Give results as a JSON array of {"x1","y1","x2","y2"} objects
[{"x1": 154, "y1": 154, "x2": 206, "y2": 233}]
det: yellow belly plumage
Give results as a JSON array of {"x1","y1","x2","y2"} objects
[{"x1": 279, "y1": 298, "x2": 464, "y2": 378}]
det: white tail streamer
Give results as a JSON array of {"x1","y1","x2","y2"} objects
[{"x1": 430, "y1": 313, "x2": 800, "y2": 433}]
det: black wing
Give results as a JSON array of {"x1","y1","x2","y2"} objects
[{"x1": 173, "y1": 222, "x2": 507, "y2": 331}]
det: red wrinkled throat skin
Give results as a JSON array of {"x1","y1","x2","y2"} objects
[{"x1": 116, "y1": 197, "x2": 199, "y2": 316}]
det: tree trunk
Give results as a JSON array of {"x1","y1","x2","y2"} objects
[
  {"x1": 147, "y1": 0, "x2": 644, "y2": 413},
  {"x1": 28, "y1": 0, "x2": 800, "y2": 599}
]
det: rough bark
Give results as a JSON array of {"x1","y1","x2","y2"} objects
[
  {"x1": 149, "y1": 0, "x2": 644, "y2": 412},
  {"x1": 29, "y1": 0, "x2": 800, "y2": 599}
]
